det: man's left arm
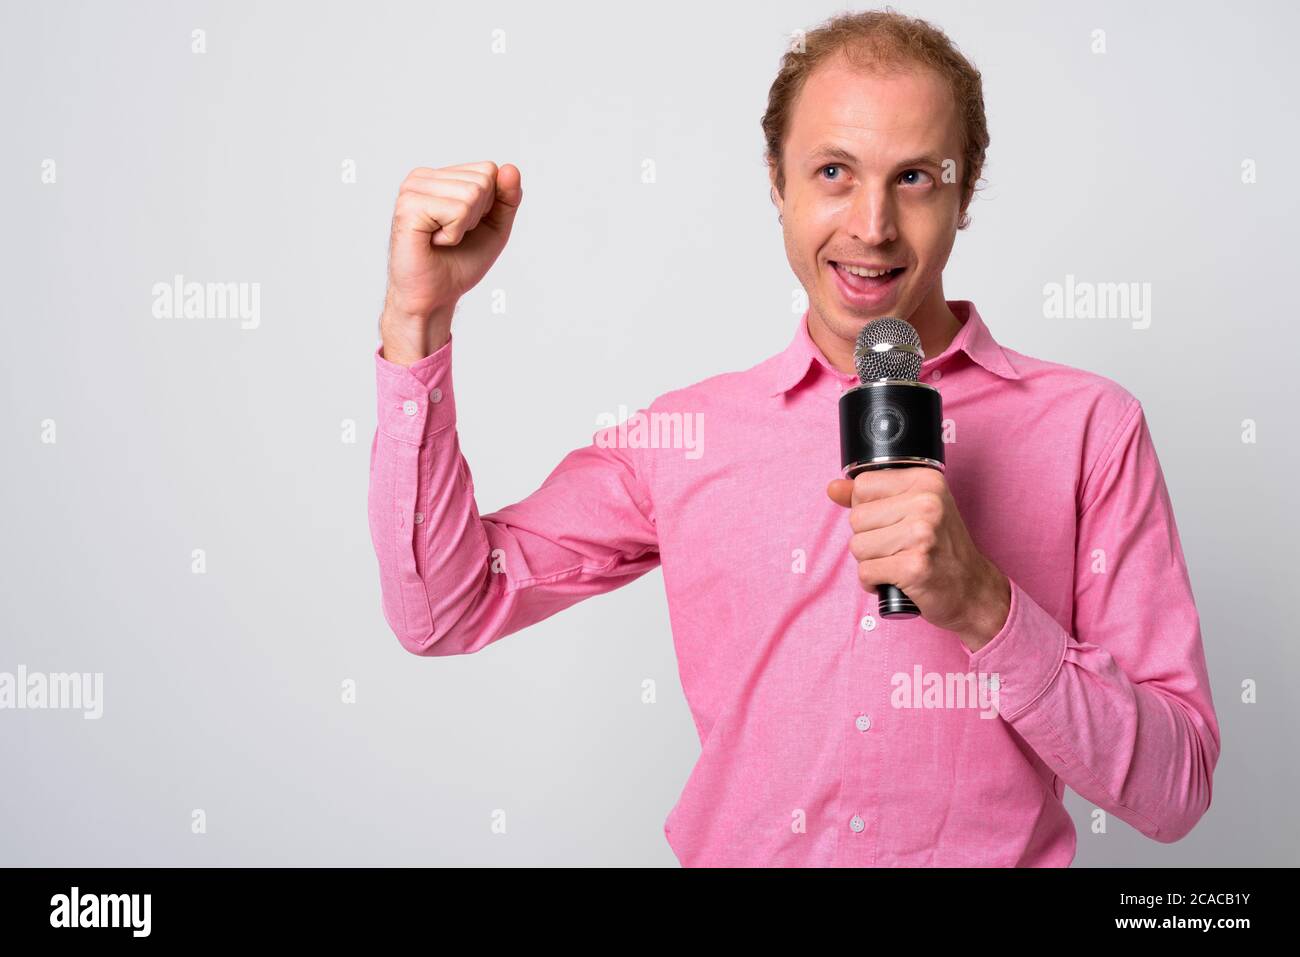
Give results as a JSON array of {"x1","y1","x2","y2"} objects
[{"x1": 965, "y1": 398, "x2": 1221, "y2": 843}]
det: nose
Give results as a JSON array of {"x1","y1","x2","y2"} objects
[{"x1": 845, "y1": 181, "x2": 898, "y2": 248}]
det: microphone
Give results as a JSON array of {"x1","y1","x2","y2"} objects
[{"x1": 838, "y1": 317, "x2": 945, "y2": 620}]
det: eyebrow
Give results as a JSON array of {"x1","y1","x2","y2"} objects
[{"x1": 806, "y1": 144, "x2": 946, "y2": 171}]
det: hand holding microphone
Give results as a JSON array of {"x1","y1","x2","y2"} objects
[{"x1": 826, "y1": 317, "x2": 1011, "y2": 646}]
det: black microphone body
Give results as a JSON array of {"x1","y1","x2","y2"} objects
[{"x1": 838, "y1": 321, "x2": 945, "y2": 620}]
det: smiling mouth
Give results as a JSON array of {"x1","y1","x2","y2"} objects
[{"x1": 829, "y1": 261, "x2": 907, "y2": 293}]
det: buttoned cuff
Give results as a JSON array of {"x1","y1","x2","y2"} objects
[
  {"x1": 963, "y1": 577, "x2": 1068, "y2": 722},
  {"x1": 374, "y1": 333, "x2": 457, "y2": 445}
]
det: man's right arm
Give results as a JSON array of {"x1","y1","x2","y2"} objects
[
  {"x1": 366, "y1": 160, "x2": 660, "y2": 654},
  {"x1": 368, "y1": 332, "x2": 661, "y2": 655}
]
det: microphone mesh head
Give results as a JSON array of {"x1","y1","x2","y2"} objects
[{"x1": 854, "y1": 317, "x2": 924, "y2": 382}]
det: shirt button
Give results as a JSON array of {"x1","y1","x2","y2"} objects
[
  {"x1": 402, "y1": 400, "x2": 418, "y2": 416},
  {"x1": 413, "y1": 512, "x2": 424, "y2": 525},
  {"x1": 849, "y1": 815, "x2": 865, "y2": 833},
  {"x1": 859, "y1": 614, "x2": 876, "y2": 632},
  {"x1": 855, "y1": 714, "x2": 872, "y2": 732},
  {"x1": 931, "y1": 369, "x2": 943, "y2": 381},
  {"x1": 429, "y1": 387, "x2": 443, "y2": 403}
]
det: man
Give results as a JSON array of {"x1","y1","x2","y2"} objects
[{"x1": 367, "y1": 9, "x2": 1219, "y2": 866}]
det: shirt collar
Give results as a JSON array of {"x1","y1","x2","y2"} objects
[{"x1": 765, "y1": 300, "x2": 1020, "y2": 397}]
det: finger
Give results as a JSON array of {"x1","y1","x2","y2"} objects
[
  {"x1": 404, "y1": 170, "x2": 493, "y2": 194},
  {"x1": 856, "y1": 553, "x2": 922, "y2": 592},
  {"x1": 480, "y1": 163, "x2": 523, "y2": 233},
  {"x1": 827, "y1": 478, "x2": 854, "y2": 508},
  {"x1": 850, "y1": 469, "x2": 910, "y2": 506},
  {"x1": 848, "y1": 495, "x2": 915, "y2": 534},
  {"x1": 848, "y1": 521, "x2": 912, "y2": 562},
  {"x1": 851, "y1": 466, "x2": 935, "y2": 506},
  {"x1": 401, "y1": 177, "x2": 482, "y2": 206},
  {"x1": 402, "y1": 166, "x2": 494, "y2": 194},
  {"x1": 393, "y1": 190, "x2": 478, "y2": 246},
  {"x1": 444, "y1": 160, "x2": 501, "y2": 176}
]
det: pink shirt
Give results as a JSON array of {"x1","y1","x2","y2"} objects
[{"x1": 367, "y1": 300, "x2": 1220, "y2": 867}]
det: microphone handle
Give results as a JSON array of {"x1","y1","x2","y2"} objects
[{"x1": 877, "y1": 583, "x2": 920, "y2": 619}]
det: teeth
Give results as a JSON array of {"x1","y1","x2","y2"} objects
[{"x1": 836, "y1": 263, "x2": 897, "y2": 279}]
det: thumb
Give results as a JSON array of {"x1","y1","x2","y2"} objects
[
  {"x1": 827, "y1": 478, "x2": 854, "y2": 508},
  {"x1": 482, "y1": 163, "x2": 523, "y2": 233}
]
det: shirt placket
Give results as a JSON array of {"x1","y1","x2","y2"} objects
[
  {"x1": 834, "y1": 583, "x2": 892, "y2": 867},
  {"x1": 825, "y1": 375, "x2": 889, "y2": 866}
]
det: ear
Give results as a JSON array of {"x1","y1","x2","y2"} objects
[
  {"x1": 956, "y1": 186, "x2": 973, "y2": 230},
  {"x1": 767, "y1": 164, "x2": 783, "y2": 215}
]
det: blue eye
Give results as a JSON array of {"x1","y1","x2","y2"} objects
[
  {"x1": 820, "y1": 164, "x2": 842, "y2": 181},
  {"x1": 900, "y1": 169, "x2": 931, "y2": 186}
]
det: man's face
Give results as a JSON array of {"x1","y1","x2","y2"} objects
[{"x1": 771, "y1": 56, "x2": 967, "y2": 344}]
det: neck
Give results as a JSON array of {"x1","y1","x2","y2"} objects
[{"x1": 810, "y1": 284, "x2": 962, "y2": 375}]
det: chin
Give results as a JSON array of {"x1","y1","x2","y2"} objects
[{"x1": 833, "y1": 300, "x2": 911, "y2": 324}]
